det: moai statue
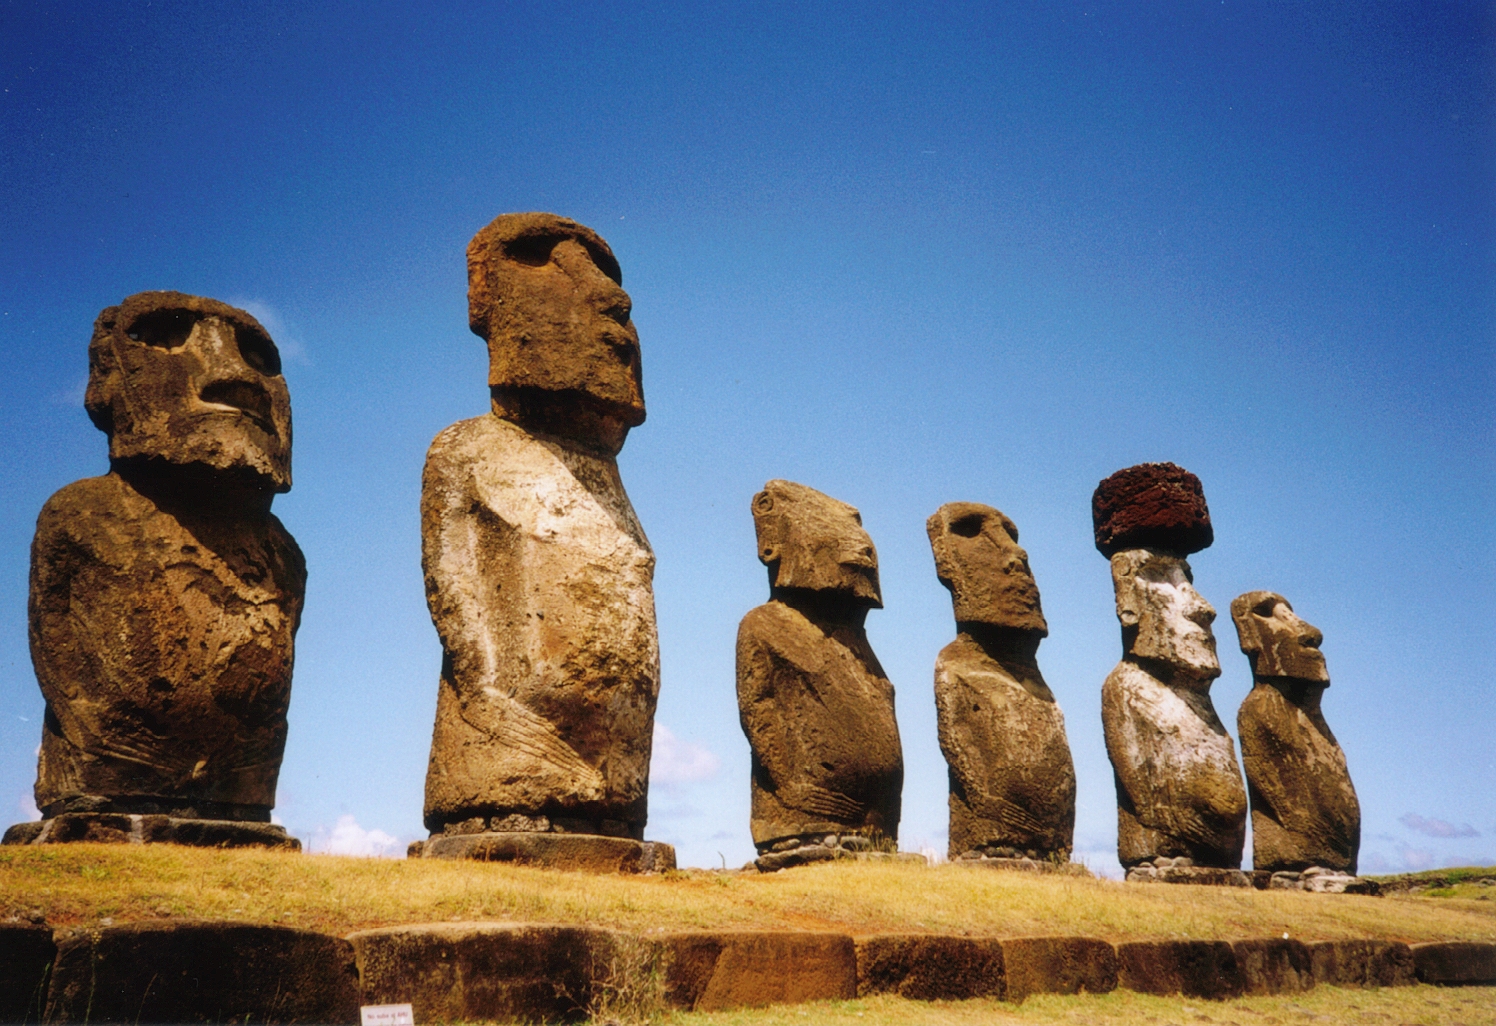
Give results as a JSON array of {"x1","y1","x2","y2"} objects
[
  {"x1": 415, "y1": 213, "x2": 673, "y2": 872},
  {"x1": 927, "y1": 503, "x2": 1077, "y2": 868},
  {"x1": 1232, "y1": 592, "x2": 1363, "y2": 889},
  {"x1": 737, "y1": 480, "x2": 903, "y2": 872},
  {"x1": 1094, "y1": 463, "x2": 1248, "y2": 884},
  {"x1": 4, "y1": 292, "x2": 303, "y2": 850}
]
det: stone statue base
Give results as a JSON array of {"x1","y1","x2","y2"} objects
[
  {"x1": 752, "y1": 834, "x2": 927, "y2": 873},
  {"x1": 952, "y1": 854, "x2": 1093, "y2": 877},
  {"x1": 1125, "y1": 858, "x2": 1250, "y2": 887},
  {"x1": 2, "y1": 814, "x2": 300, "y2": 850},
  {"x1": 1267, "y1": 867, "x2": 1380, "y2": 895},
  {"x1": 409, "y1": 832, "x2": 676, "y2": 874}
]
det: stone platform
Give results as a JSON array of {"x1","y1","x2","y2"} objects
[
  {"x1": 1125, "y1": 859, "x2": 1251, "y2": 887},
  {"x1": 408, "y1": 831, "x2": 676, "y2": 873},
  {"x1": 752, "y1": 834, "x2": 928, "y2": 873},
  {"x1": 952, "y1": 854, "x2": 1094, "y2": 877},
  {"x1": 2, "y1": 813, "x2": 299, "y2": 850}
]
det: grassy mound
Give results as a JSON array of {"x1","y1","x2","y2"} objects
[{"x1": 3, "y1": 845, "x2": 1493, "y2": 943}]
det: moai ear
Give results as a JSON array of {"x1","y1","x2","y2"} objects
[
  {"x1": 752, "y1": 490, "x2": 781, "y2": 566},
  {"x1": 1230, "y1": 590, "x2": 1277, "y2": 657}
]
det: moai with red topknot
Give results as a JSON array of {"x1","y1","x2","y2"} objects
[
  {"x1": 5, "y1": 293, "x2": 303, "y2": 849},
  {"x1": 1093, "y1": 463, "x2": 1248, "y2": 884}
]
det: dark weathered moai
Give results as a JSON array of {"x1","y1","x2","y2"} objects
[
  {"x1": 414, "y1": 213, "x2": 673, "y2": 872},
  {"x1": 4, "y1": 292, "x2": 304, "y2": 849},
  {"x1": 737, "y1": 480, "x2": 904, "y2": 871},
  {"x1": 927, "y1": 503, "x2": 1076, "y2": 866},
  {"x1": 1232, "y1": 592, "x2": 1361, "y2": 881},
  {"x1": 1094, "y1": 463, "x2": 1248, "y2": 882}
]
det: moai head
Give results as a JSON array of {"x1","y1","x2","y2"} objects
[
  {"x1": 926, "y1": 502, "x2": 1047, "y2": 635},
  {"x1": 84, "y1": 292, "x2": 291, "y2": 492},
  {"x1": 752, "y1": 480, "x2": 881, "y2": 608},
  {"x1": 1230, "y1": 591, "x2": 1329, "y2": 684},
  {"x1": 1110, "y1": 550, "x2": 1221, "y2": 681},
  {"x1": 467, "y1": 213, "x2": 643, "y2": 453},
  {"x1": 1095, "y1": 462, "x2": 1218, "y2": 682}
]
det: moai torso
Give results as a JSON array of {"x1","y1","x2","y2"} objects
[
  {"x1": 928, "y1": 503, "x2": 1074, "y2": 861},
  {"x1": 737, "y1": 481, "x2": 902, "y2": 851},
  {"x1": 421, "y1": 413, "x2": 658, "y2": 835},
  {"x1": 1232, "y1": 592, "x2": 1360, "y2": 873},
  {"x1": 421, "y1": 213, "x2": 660, "y2": 839},
  {"x1": 29, "y1": 293, "x2": 303, "y2": 823},
  {"x1": 1093, "y1": 464, "x2": 1246, "y2": 870}
]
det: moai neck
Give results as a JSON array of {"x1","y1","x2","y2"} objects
[
  {"x1": 112, "y1": 457, "x2": 276, "y2": 517},
  {"x1": 490, "y1": 386, "x2": 629, "y2": 458},
  {"x1": 771, "y1": 586, "x2": 871, "y2": 631}
]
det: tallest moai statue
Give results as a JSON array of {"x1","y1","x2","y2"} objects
[{"x1": 414, "y1": 213, "x2": 672, "y2": 872}]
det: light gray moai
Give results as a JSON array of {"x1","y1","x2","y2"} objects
[
  {"x1": 414, "y1": 213, "x2": 673, "y2": 872},
  {"x1": 1232, "y1": 592, "x2": 1363, "y2": 890},
  {"x1": 737, "y1": 480, "x2": 904, "y2": 872},
  {"x1": 1093, "y1": 463, "x2": 1249, "y2": 883},
  {"x1": 5, "y1": 292, "x2": 303, "y2": 850},
  {"x1": 927, "y1": 503, "x2": 1077, "y2": 868}
]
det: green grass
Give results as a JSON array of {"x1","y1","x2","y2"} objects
[{"x1": 3, "y1": 845, "x2": 1494, "y2": 944}]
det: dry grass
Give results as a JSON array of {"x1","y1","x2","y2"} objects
[
  {"x1": 3, "y1": 845, "x2": 1494, "y2": 945},
  {"x1": 658, "y1": 986, "x2": 1496, "y2": 1026}
]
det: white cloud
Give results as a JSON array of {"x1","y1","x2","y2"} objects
[
  {"x1": 1400, "y1": 813, "x2": 1480, "y2": 839},
  {"x1": 311, "y1": 814, "x2": 402, "y2": 857},
  {"x1": 16, "y1": 792, "x2": 40, "y2": 822},
  {"x1": 650, "y1": 723, "x2": 721, "y2": 787}
]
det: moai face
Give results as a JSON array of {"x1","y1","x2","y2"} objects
[
  {"x1": 467, "y1": 213, "x2": 643, "y2": 443},
  {"x1": 752, "y1": 480, "x2": 881, "y2": 607},
  {"x1": 1111, "y1": 549, "x2": 1220, "y2": 681},
  {"x1": 1230, "y1": 591, "x2": 1329, "y2": 683},
  {"x1": 84, "y1": 292, "x2": 291, "y2": 491},
  {"x1": 926, "y1": 502, "x2": 1047, "y2": 634}
]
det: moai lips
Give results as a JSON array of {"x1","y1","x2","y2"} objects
[
  {"x1": 418, "y1": 214, "x2": 667, "y2": 866},
  {"x1": 1232, "y1": 592, "x2": 1361, "y2": 875},
  {"x1": 737, "y1": 481, "x2": 903, "y2": 864},
  {"x1": 12, "y1": 293, "x2": 304, "y2": 846},
  {"x1": 927, "y1": 503, "x2": 1076, "y2": 863},
  {"x1": 1095, "y1": 464, "x2": 1247, "y2": 875}
]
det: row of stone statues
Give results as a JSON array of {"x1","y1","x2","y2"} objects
[{"x1": 5, "y1": 212, "x2": 1360, "y2": 888}]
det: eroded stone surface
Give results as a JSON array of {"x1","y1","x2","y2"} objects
[
  {"x1": 1115, "y1": 940, "x2": 1245, "y2": 999},
  {"x1": 1232, "y1": 591, "x2": 1361, "y2": 875},
  {"x1": 737, "y1": 481, "x2": 902, "y2": 856},
  {"x1": 2, "y1": 813, "x2": 298, "y2": 849},
  {"x1": 855, "y1": 935, "x2": 1006, "y2": 1000},
  {"x1": 0, "y1": 924, "x2": 53, "y2": 1024},
  {"x1": 1306, "y1": 940, "x2": 1415, "y2": 987},
  {"x1": 1095, "y1": 466, "x2": 1246, "y2": 872},
  {"x1": 23, "y1": 293, "x2": 303, "y2": 831},
  {"x1": 928, "y1": 503, "x2": 1075, "y2": 862},
  {"x1": 658, "y1": 931, "x2": 857, "y2": 1011},
  {"x1": 411, "y1": 832, "x2": 674, "y2": 872},
  {"x1": 421, "y1": 214, "x2": 660, "y2": 851}
]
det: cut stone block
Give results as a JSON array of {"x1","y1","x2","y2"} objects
[
  {"x1": 656, "y1": 931, "x2": 857, "y2": 1011},
  {"x1": 1002, "y1": 937, "x2": 1118, "y2": 1002},
  {"x1": 349, "y1": 922, "x2": 615, "y2": 1023},
  {"x1": 1411, "y1": 941, "x2": 1496, "y2": 985},
  {"x1": 1116, "y1": 940, "x2": 1245, "y2": 999},
  {"x1": 1306, "y1": 940, "x2": 1415, "y2": 987},
  {"x1": 44, "y1": 920, "x2": 357, "y2": 1024},
  {"x1": 1231, "y1": 938, "x2": 1314, "y2": 994},
  {"x1": 410, "y1": 832, "x2": 674, "y2": 873},
  {"x1": 0, "y1": 923, "x2": 54, "y2": 1024},
  {"x1": 854, "y1": 935, "x2": 1005, "y2": 1000},
  {"x1": 3, "y1": 814, "x2": 299, "y2": 850}
]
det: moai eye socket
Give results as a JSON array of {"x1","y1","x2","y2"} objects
[
  {"x1": 1254, "y1": 597, "x2": 1279, "y2": 617},
  {"x1": 125, "y1": 308, "x2": 201, "y2": 349},
  {"x1": 504, "y1": 233, "x2": 562, "y2": 267},
  {"x1": 235, "y1": 324, "x2": 282, "y2": 376},
  {"x1": 949, "y1": 513, "x2": 984, "y2": 538}
]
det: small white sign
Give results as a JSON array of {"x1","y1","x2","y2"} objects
[{"x1": 360, "y1": 1003, "x2": 415, "y2": 1026}]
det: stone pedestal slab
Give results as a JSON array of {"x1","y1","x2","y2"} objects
[
  {"x1": 409, "y1": 831, "x2": 675, "y2": 873},
  {"x1": 3, "y1": 814, "x2": 299, "y2": 850}
]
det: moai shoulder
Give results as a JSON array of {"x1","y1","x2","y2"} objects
[
  {"x1": 926, "y1": 502, "x2": 1075, "y2": 865},
  {"x1": 7, "y1": 292, "x2": 304, "y2": 850},
  {"x1": 1232, "y1": 592, "x2": 1361, "y2": 879},
  {"x1": 737, "y1": 480, "x2": 903, "y2": 871},
  {"x1": 417, "y1": 214, "x2": 671, "y2": 871},
  {"x1": 1093, "y1": 463, "x2": 1247, "y2": 879}
]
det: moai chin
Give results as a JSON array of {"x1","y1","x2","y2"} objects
[
  {"x1": 1094, "y1": 463, "x2": 1248, "y2": 880},
  {"x1": 927, "y1": 503, "x2": 1076, "y2": 866},
  {"x1": 1232, "y1": 592, "x2": 1361, "y2": 878},
  {"x1": 737, "y1": 480, "x2": 904, "y2": 872},
  {"x1": 416, "y1": 213, "x2": 673, "y2": 872},
  {"x1": 4, "y1": 292, "x2": 304, "y2": 850}
]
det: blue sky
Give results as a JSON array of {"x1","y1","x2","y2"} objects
[{"x1": 2, "y1": 1, "x2": 1492, "y2": 873}]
